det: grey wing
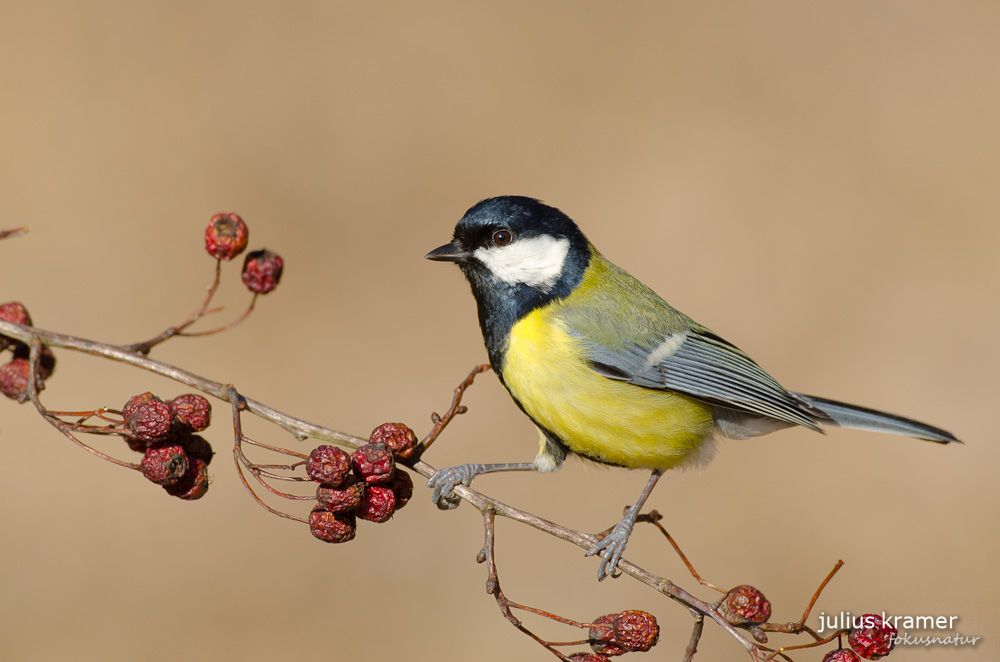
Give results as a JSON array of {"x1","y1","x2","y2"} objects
[{"x1": 583, "y1": 329, "x2": 829, "y2": 431}]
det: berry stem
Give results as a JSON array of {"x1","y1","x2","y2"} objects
[
  {"x1": 799, "y1": 560, "x2": 843, "y2": 626},
  {"x1": 638, "y1": 510, "x2": 725, "y2": 592},
  {"x1": 178, "y1": 293, "x2": 258, "y2": 338},
  {"x1": 25, "y1": 339, "x2": 138, "y2": 470},
  {"x1": 125, "y1": 260, "x2": 225, "y2": 354},
  {"x1": 241, "y1": 436, "x2": 310, "y2": 459}
]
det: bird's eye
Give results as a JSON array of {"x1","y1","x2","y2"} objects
[{"x1": 492, "y1": 229, "x2": 513, "y2": 247}]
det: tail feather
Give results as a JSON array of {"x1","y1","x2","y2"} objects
[{"x1": 795, "y1": 393, "x2": 960, "y2": 444}]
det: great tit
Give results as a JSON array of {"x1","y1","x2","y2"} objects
[{"x1": 426, "y1": 195, "x2": 959, "y2": 580}]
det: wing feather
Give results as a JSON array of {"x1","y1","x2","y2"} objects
[{"x1": 581, "y1": 329, "x2": 826, "y2": 431}]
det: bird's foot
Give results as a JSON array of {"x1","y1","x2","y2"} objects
[
  {"x1": 427, "y1": 463, "x2": 485, "y2": 510},
  {"x1": 586, "y1": 515, "x2": 635, "y2": 580}
]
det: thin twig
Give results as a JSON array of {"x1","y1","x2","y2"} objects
[
  {"x1": 639, "y1": 510, "x2": 725, "y2": 592},
  {"x1": 0, "y1": 320, "x2": 367, "y2": 450},
  {"x1": 179, "y1": 294, "x2": 258, "y2": 337},
  {"x1": 0, "y1": 226, "x2": 28, "y2": 240},
  {"x1": 419, "y1": 363, "x2": 490, "y2": 453},
  {"x1": 480, "y1": 508, "x2": 574, "y2": 661},
  {"x1": 26, "y1": 339, "x2": 138, "y2": 469},
  {"x1": 126, "y1": 260, "x2": 225, "y2": 354},
  {"x1": 683, "y1": 612, "x2": 704, "y2": 662}
]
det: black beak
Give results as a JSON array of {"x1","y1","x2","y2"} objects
[{"x1": 425, "y1": 241, "x2": 470, "y2": 262}]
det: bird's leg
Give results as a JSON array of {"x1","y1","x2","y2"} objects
[
  {"x1": 428, "y1": 427, "x2": 564, "y2": 509},
  {"x1": 428, "y1": 461, "x2": 538, "y2": 509},
  {"x1": 586, "y1": 469, "x2": 663, "y2": 580}
]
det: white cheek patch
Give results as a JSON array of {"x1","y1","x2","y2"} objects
[{"x1": 473, "y1": 235, "x2": 570, "y2": 292}]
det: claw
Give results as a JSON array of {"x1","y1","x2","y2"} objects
[{"x1": 586, "y1": 516, "x2": 635, "y2": 580}]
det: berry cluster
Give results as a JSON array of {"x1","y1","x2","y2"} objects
[
  {"x1": 307, "y1": 423, "x2": 418, "y2": 543},
  {"x1": 0, "y1": 302, "x2": 55, "y2": 402},
  {"x1": 203, "y1": 213, "x2": 283, "y2": 295},
  {"x1": 587, "y1": 610, "x2": 659, "y2": 657},
  {"x1": 122, "y1": 392, "x2": 213, "y2": 500}
]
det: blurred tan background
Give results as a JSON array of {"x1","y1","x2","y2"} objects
[{"x1": 0, "y1": 2, "x2": 997, "y2": 660}]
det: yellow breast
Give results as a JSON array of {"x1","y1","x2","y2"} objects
[{"x1": 501, "y1": 306, "x2": 715, "y2": 471}]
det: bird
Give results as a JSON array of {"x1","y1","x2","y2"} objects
[{"x1": 425, "y1": 195, "x2": 959, "y2": 580}]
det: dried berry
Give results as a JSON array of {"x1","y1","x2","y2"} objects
[
  {"x1": 316, "y1": 478, "x2": 366, "y2": 513},
  {"x1": 306, "y1": 445, "x2": 352, "y2": 487},
  {"x1": 125, "y1": 437, "x2": 148, "y2": 453},
  {"x1": 169, "y1": 394, "x2": 211, "y2": 432},
  {"x1": 12, "y1": 344, "x2": 56, "y2": 379},
  {"x1": 356, "y1": 485, "x2": 396, "y2": 523},
  {"x1": 0, "y1": 302, "x2": 31, "y2": 352},
  {"x1": 612, "y1": 610, "x2": 659, "y2": 652},
  {"x1": 823, "y1": 650, "x2": 862, "y2": 662},
  {"x1": 352, "y1": 442, "x2": 395, "y2": 485},
  {"x1": 721, "y1": 585, "x2": 772, "y2": 624},
  {"x1": 568, "y1": 655, "x2": 611, "y2": 662},
  {"x1": 241, "y1": 249, "x2": 283, "y2": 294},
  {"x1": 370, "y1": 422, "x2": 419, "y2": 460},
  {"x1": 848, "y1": 614, "x2": 897, "y2": 660},
  {"x1": 309, "y1": 507, "x2": 357, "y2": 543},
  {"x1": 140, "y1": 445, "x2": 190, "y2": 486},
  {"x1": 589, "y1": 614, "x2": 627, "y2": 657},
  {"x1": 390, "y1": 470, "x2": 413, "y2": 510},
  {"x1": 0, "y1": 358, "x2": 34, "y2": 400},
  {"x1": 0, "y1": 301, "x2": 31, "y2": 326},
  {"x1": 123, "y1": 392, "x2": 156, "y2": 421},
  {"x1": 179, "y1": 433, "x2": 214, "y2": 465},
  {"x1": 165, "y1": 458, "x2": 210, "y2": 500},
  {"x1": 126, "y1": 396, "x2": 174, "y2": 445},
  {"x1": 204, "y1": 213, "x2": 248, "y2": 260}
]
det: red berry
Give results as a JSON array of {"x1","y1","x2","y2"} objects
[
  {"x1": 241, "y1": 249, "x2": 283, "y2": 294},
  {"x1": 122, "y1": 392, "x2": 156, "y2": 421},
  {"x1": 179, "y1": 433, "x2": 214, "y2": 465},
  {"x1": 848, "y1": 614, "x2": 897, "y2": 660},
  {"x1": 612, "y1": 610, "x2": 659, "y2": 652},
  {"x1": 140, "y1": 445, "x2": 190, "y2": 486},
  {"x1": 390, "y1": 470, "x2": 413, "y2": 510},
  {"x1": 165, "y1": 458, "x2": 210, "y2": 500},
  {"x1": 0, "y1": 358, "x2": 34, "y2": 401},
  {"x1": 0, "y1": 302, "x2": 31, "y2": 352},
  {"x1": 369, "y1": 422, "x2": 419, "y2": 460},
  {"x1": 352, "y1": 442, "x2": 395, "y2": 485},
  {"x1": 126, "y1": 396, "x2": 174, "y2": 445},
  {"x1": 824, "y1": 650, "x2": 862, "y2": 662},
  {"x1": 721, "y1": 585, "x2": 772, "y2": 624},
  {"x1": 589, "y1": 614, "x2": 627, "y2": 656},
  {"x1": 0, "y1": 301, "x2": 31, "y2": 326},
  {"x1": 569, "y1": 655, "x2": 612, "y2": 662},
  {"x1": 169, "y1": 394, "x2": 211, "y2": 432},
  {"x1": 306, "y1": 445, "x2": 352, "y2": 487},
  {"x1": 309, "y1": 507, "x2": 357, "y2": 543},
  {"x1": 356, "y1": 485, "x2": 396, "y2": 523},
  {"x1": 316, "y1": 478, "x2": 366, "y2": 513},
  {"x1": 204, "y1": 213, "x2": 248, "y2": 260}
]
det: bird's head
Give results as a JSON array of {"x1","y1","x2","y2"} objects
[{"x1": 425, "y1": 196, "x2": 590, "y2": 304}]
